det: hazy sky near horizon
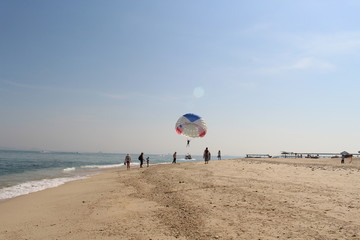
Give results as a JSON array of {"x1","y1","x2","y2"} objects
[{"x1": 1, "y1": 0, "x2": 360, "y2": 155}]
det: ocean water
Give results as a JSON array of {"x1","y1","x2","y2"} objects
[{"x1": 0, "y1": 150, "x2": 239, "y2": 201}]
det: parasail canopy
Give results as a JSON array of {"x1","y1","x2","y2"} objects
[{"x1": 175, "y1": 113, "x2": 207, "y2": 138}]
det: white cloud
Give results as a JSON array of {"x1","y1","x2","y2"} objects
[
  {"x1": 2, "y1": 79, "x2": 51, "y2": 90},
  {"x1": 290, "y1": 57, "x2": 336, "y2": 70},
  {"x1": 242, "y1": 23, "x2": 273, "y2": 35},
  {"x1": 67, "y1": 115, "x2": 99, "y2": 124},
  {"x1": 261, "y1": 57, "x2": 336, "y2": 74},
  {"x1": 254, "y1": 31, "x2": 360, "y2": 75},
  {"x1": 1, "y1": 79, "x2": 131, "y2": 100},
  {"x1": 285, "y1": 32, "x2": 360, "y2": 56},
  {"x1": 97, "y1": 92, "x2": 128, "y2": 99}
]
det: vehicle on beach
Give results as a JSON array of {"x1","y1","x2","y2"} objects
[{"x1": 185, "y1": 154, "x2": 192, "y2": 160}]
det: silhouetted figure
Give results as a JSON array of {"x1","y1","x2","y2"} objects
[
  {"x1": 138, "y1": 152, "x2": 144, "y2": 168},
  {"x1": 203, "y1": 147, "x2": 211, "y2": 164},
  {"x1": 172, "y1": 152, "x2": 177, "y2": 164},
  {"x1": 124, "y1": 154, "x2": 131, "y2": 170}
]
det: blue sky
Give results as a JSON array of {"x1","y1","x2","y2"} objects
[{"x1": 1, "y1": 0, "x2": 360, "y2": 155}]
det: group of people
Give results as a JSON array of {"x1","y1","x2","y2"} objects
[
  {"x1": 202, "y1": 148, "x2": 221, "y2": 163},
  {"x1": 123, "y1": 152, "x2": 150, "y2": 170},
  {"x1": 124, "y1": 148, "x2": 222, "y2": 169},
  {"x1": 172, "y1": 148, "x2": 221, "y2": 164}
]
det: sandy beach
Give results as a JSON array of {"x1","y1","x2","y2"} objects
[{"x1": 1, "y1": 157, "x2": 360, "y2": 240}]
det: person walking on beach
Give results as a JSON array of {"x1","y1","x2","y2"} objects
[
  {"x1": 217, "y1": 150, "x2": 221, "y2": 160},
  {"x1": 203, "y1": 147, "x2": 211, "y2": 164},
  {"x1": 138, "y1": 152, "x2": 144, "y2": 168},
  {"x1": 146, "y1": 157, "x2": 150, "y2": 167},
  {"x1": 172, "y1": 152, "x2": 177, "y2": 164},
  {"x1": 124, "y1": 154, "x2": 131, "y2": 170}
]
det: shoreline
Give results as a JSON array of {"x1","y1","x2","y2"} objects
[
  {"x1": 0, "y1": 150, "x2": 227, "y2": 201},
  {"x1": 1, "y1": 158, "x2": 360, "y2": 239}
]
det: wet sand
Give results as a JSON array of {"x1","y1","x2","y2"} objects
[{"x1": 1, "y1": 157, "x2": 360, "y2": 240}]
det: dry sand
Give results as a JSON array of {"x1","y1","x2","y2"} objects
[{"x1": 1, "y1": 157, "x2": 360, "y2": 240}]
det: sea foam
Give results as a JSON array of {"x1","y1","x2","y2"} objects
[
  {"x1": 81, "y1": 163, "x2": 127, "y2": 169},
  {"x1": 0, "y1": 176, "x2": 86, "y2": 201},
  {"x1": 63, "y1": 167, "x2": 76, "y2": 172}
]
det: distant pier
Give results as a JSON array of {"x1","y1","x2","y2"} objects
[
  {"x1": 245, "y1": 154, "x2": 272, "y2": 158},
  {"x1": 245, "y1": 151, "x2": 360, "y2": 159}
]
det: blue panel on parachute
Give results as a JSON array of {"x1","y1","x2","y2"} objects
[{"x1": 183, "y1": 113, "x2": 200, "y2": 122}]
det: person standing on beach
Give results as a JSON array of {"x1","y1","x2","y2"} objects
[
  {"x1": 203, "y1": 147, "x2": 211, "y2": 164},
  {"x1": 217, "y1": 150, "x2": 221, "y2": 160},
  {"x1": 146, "y1": 157, "x2": 150, "y2": 167},
  {"x1": 172, "y1": 152, "x2": 177, "y2": 164},
  {"x1": 124, "y1": 154, "x2": 131, "y2": 170},
  {"x1": 138, "y1": 152, "x2": 144, "y2": 168}
]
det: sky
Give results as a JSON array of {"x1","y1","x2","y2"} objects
[{"x1": 1, "y1": 0, "x2": 360, "y2": 156}]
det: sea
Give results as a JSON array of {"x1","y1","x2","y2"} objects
[{"x1": 0, "y1": 150, "x2": 240, "y2": 201}]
